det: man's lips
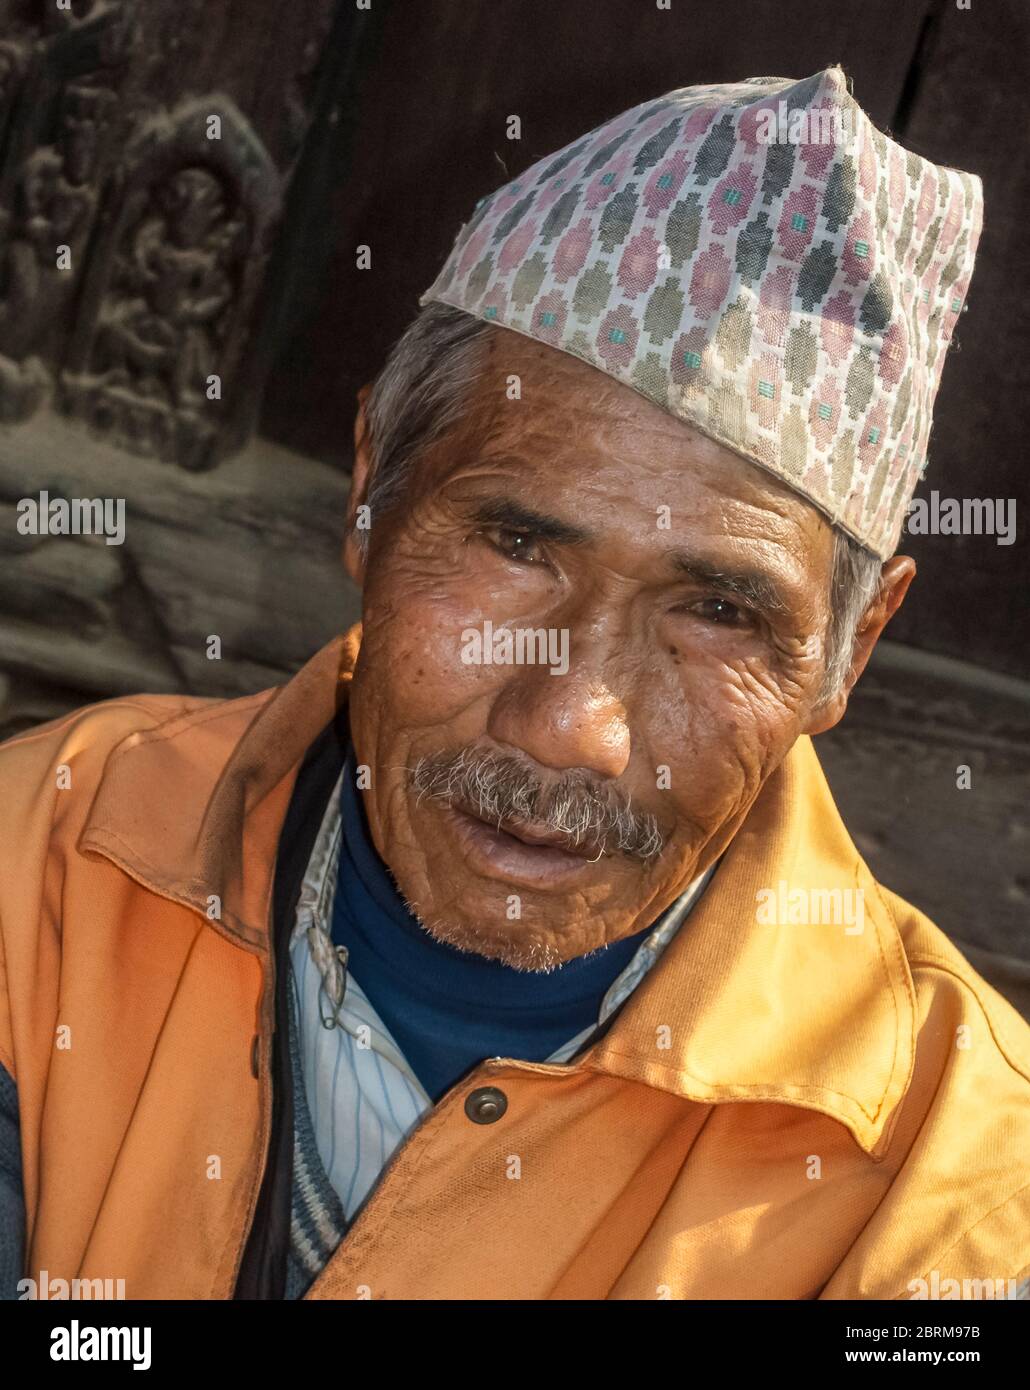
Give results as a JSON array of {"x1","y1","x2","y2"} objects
[
  {"x1": 437, "y1": 799, "x2": 609, "y2": 890},
  {"x1": 451, "y1": 800, "x2": 603, "y2": 858}
]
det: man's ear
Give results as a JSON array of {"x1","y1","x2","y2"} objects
[
  {"x1": 343, "y1": 383, "x2": 375, "y2": 588},
  {"x1": 805, "y1": 554, "x2": 916, "y2": 736}
]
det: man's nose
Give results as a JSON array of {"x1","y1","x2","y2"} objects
[{"x1": 486, "y1": 664, "x2": 631, "y2": 780}]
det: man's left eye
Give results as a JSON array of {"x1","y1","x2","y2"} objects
[
  {"x1": 484, "y1": 527, "x2": 544, "y2": 564},
  {"x1": 691, "y1": 597, "x2": 753, "y2": 627}
]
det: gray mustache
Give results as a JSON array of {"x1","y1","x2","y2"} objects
[{"x1": 408, "y1": 747, "x2": 665, "y2": 863}]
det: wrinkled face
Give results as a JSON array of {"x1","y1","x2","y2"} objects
[{"x1": 348, "y1": 328, "x2": 839, "y2": 969}]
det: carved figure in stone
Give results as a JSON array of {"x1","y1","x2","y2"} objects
[{"x1": 92, "y1": 166, "x2": 243, "y2": 409}]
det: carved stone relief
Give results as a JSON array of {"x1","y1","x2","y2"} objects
[
  {"x1": 0, "y1": 0, "x2": 134, "y2": 419},
  {"x1": 60, "y1": 98, "x2": 281, "y2": 467},
  {"x1": 0, "y1": 3, "x2": 288, "y2": 467}
]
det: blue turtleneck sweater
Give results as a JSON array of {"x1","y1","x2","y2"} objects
[{"x1": 329, "y1": 750, "x2": 653, "y2": 1103}]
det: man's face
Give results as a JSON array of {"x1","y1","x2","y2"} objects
[{"x1": 347, "y1": 328, "x2": 839, "y2": 969}]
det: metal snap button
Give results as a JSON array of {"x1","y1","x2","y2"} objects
[{"x1": 465, "y1": 1085, "x2": 508, "y2": 1124}]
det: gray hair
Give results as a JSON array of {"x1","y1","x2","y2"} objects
[{"x1": 358, "y1": 301, "x2": 884, "y2": 704}]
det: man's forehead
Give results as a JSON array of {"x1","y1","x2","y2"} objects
[
  {"x1": 443, "y1": 342, "x2": 831, "y2": 554},
  {"x1": 446, "y1": 441, "x2": 817, "y2": 537},
  {"x1": 469, "y1": 450, "x2": 818, "y2": 535},
  {"x1": 477, "y1": 322, "x2": 662, "y2": 426}
]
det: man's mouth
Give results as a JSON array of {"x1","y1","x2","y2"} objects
[
  {"x1": 476, "y1": 808, "x2": 603, "y2": 856},
  {"x1": 440, "y1": 799, "x2": 608, "y2": 889}
]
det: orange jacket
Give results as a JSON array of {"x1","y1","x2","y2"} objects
[{"x1": 1, "y1": 625, "x2": 1028, "y2": 1300}]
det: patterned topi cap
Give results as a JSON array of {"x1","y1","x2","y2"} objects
[{"x1": 419, "y1": 65, "x2": 983, "y2": 560}]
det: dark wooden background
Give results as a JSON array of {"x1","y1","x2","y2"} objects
[{"x1": 0, "y1": 0, "x2": 1027, "y2": 1012}]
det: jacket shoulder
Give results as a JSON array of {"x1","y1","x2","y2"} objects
[
  {"x1": 0, "y1": 689, "x2": 247, "y2": 1080},
  {"x1": 880, "y1": 883, "x2": 1030, "y2": 1084},
  {"x1": 1, "y1": 691, "x2": 216, "y2": 757},
  {"x1": 822, "y1": 882, "x2": 1030, "y2": 1297},
  {"x1": 0, "y1": 692, "x2": 220, "y2": 870}
]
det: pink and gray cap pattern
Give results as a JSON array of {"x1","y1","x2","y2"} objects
[{"x1": 419, "y1": 66, "x2": 983, "y2": 559}]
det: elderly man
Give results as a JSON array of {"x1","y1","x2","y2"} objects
[{"x1": 1, "y1": 67, "x2": 1028, "y2": 1302}]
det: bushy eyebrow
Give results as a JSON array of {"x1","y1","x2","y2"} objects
[
  {"x1": 466, "y1": 492, "x2": 797, "y2": 618},
  {"x1": 669, "y1": 553, "x2": 791, "y2": 616},
  {"x1": 468, "y1": 495, "x2": 592, "y2": 546}
]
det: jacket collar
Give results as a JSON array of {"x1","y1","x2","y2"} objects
[
  {"x1": 581, "y1": 729, "x2": 917, "y2": 1159},
  {"x1": 80, "y1": 623, "x2": 915, "y2": 1159}
]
